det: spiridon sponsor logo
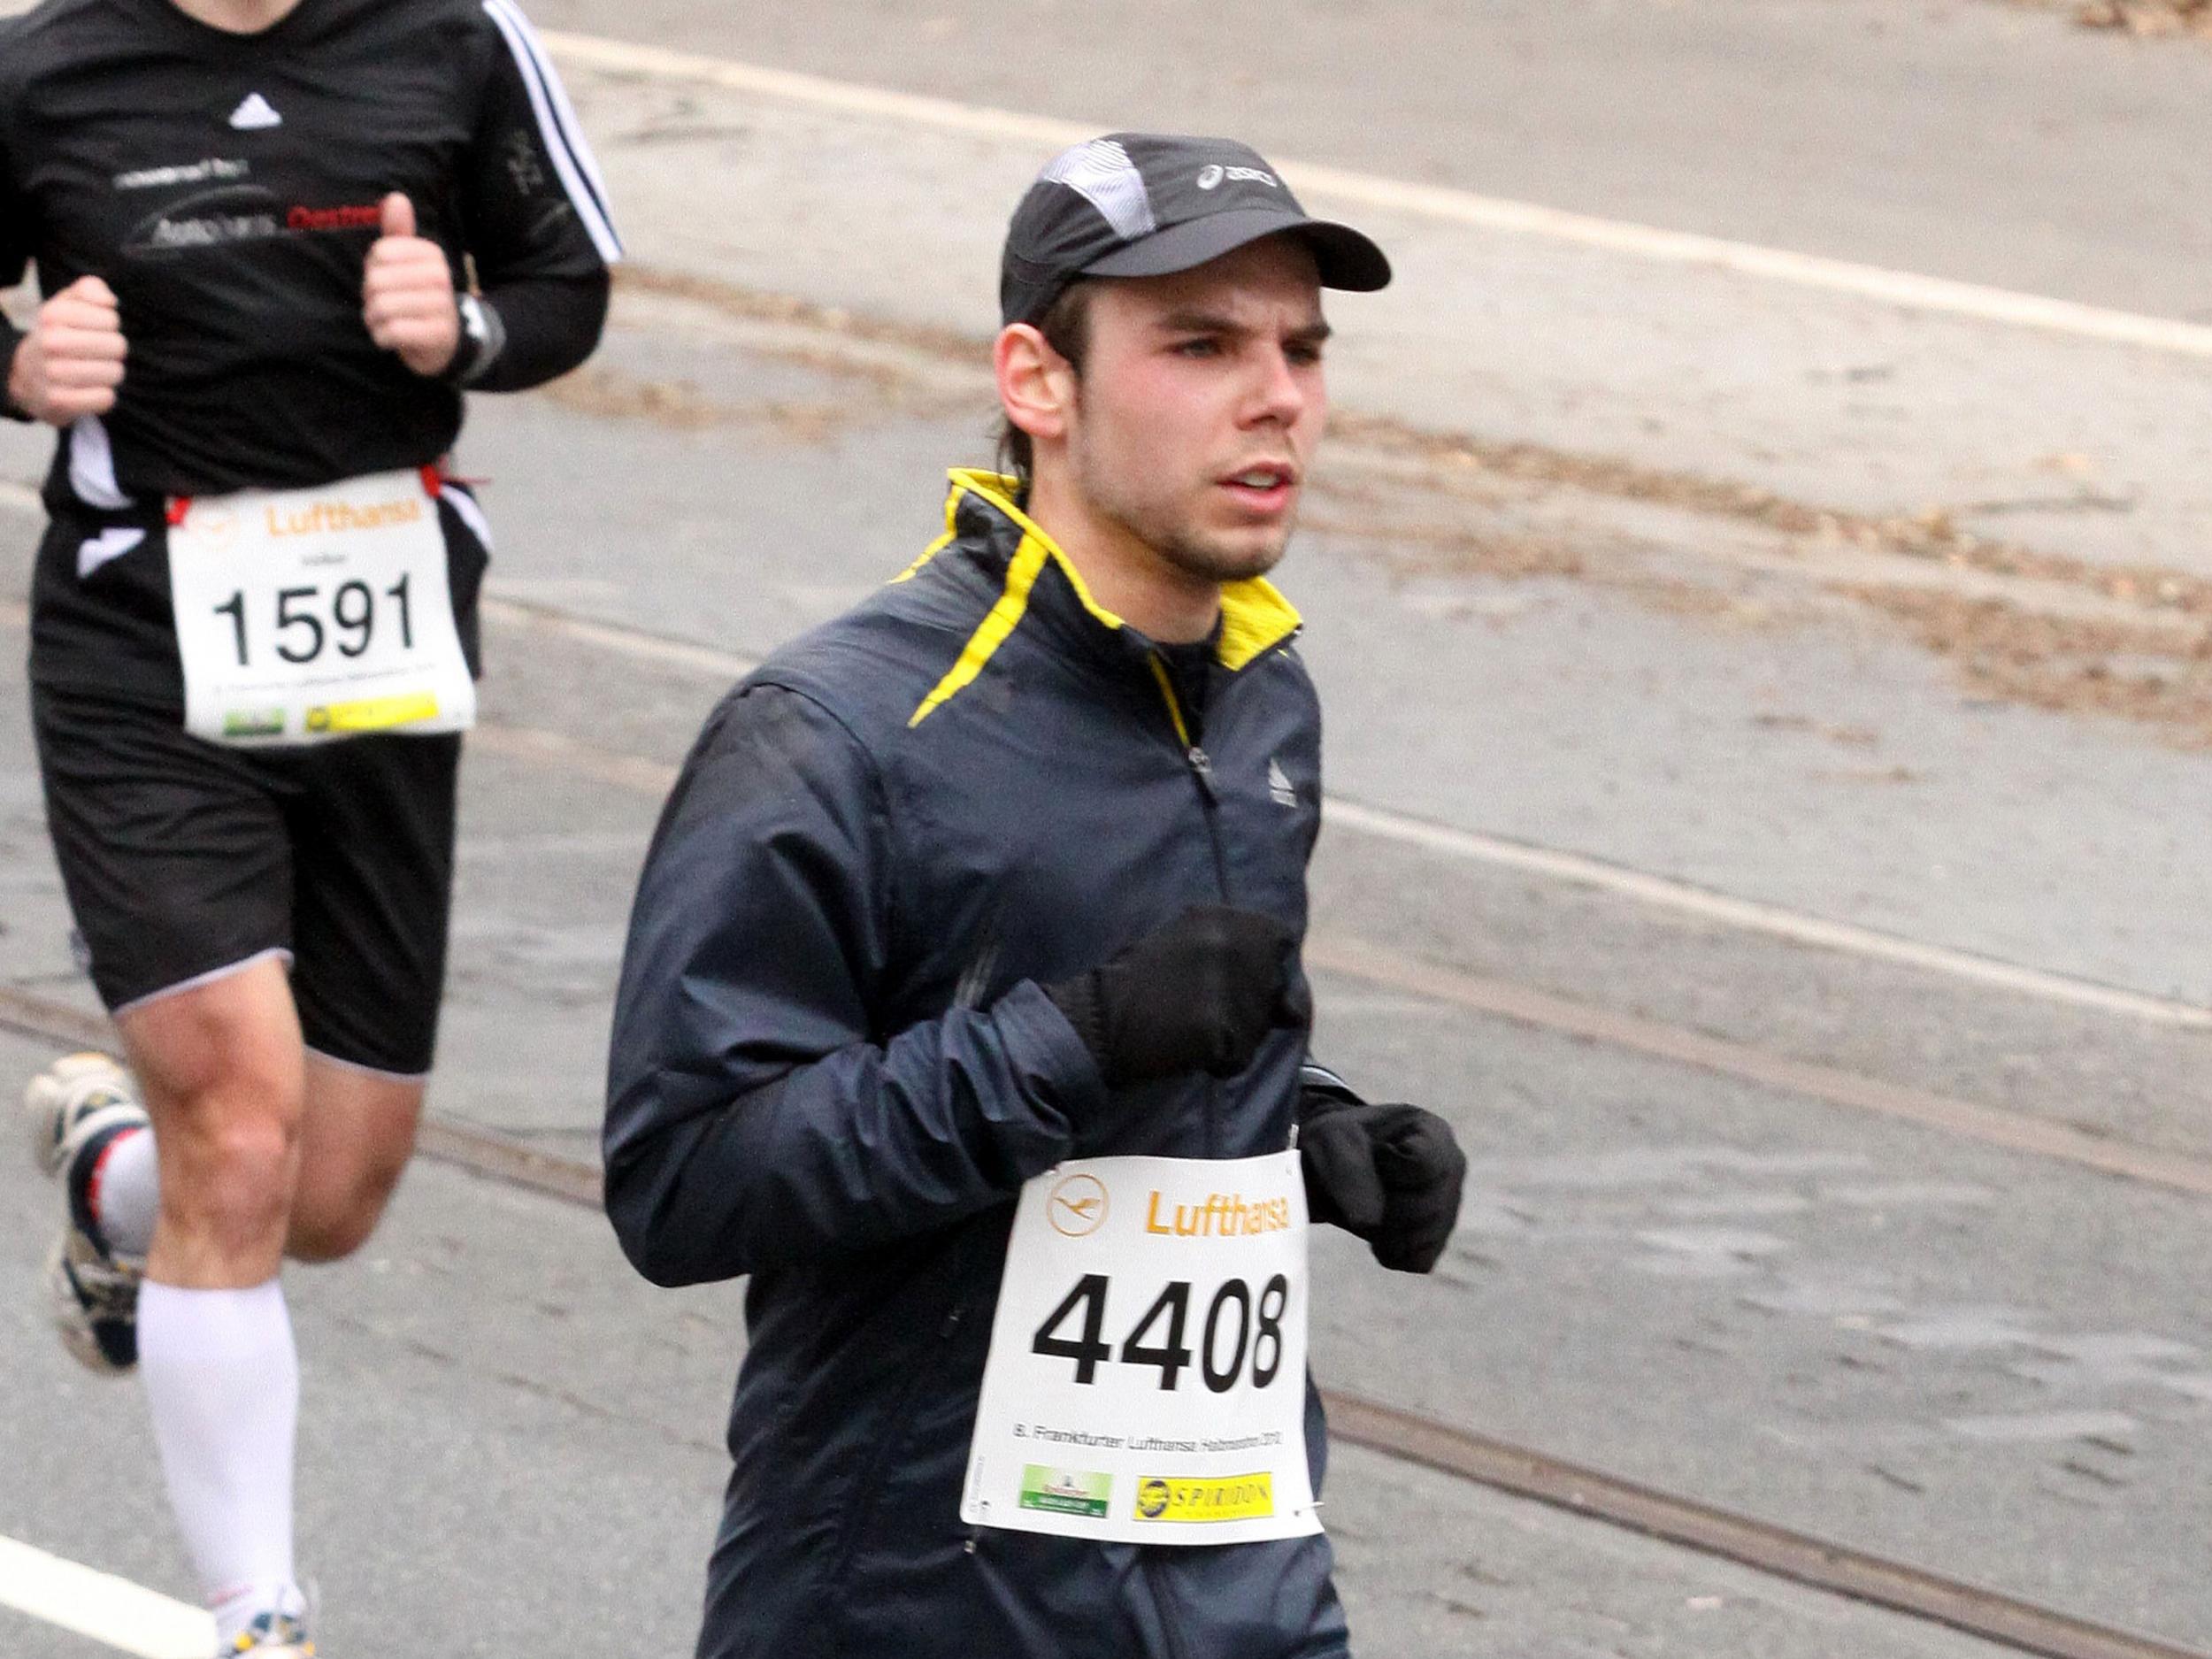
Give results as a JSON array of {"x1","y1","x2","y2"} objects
[
  {"x1": 1133, "y1": 1473, "x2": 1275, "y2": 1523},
  {"x1": 265, "y1": 496, "x2": 424, "y2": 537},
  {"x1": 1144, "y1": 1190, "x2": 1292, "y2": 1238},
  {"x1": 305, "y1": 692, "x2": 440, "y2": 733},
  {"x1": 1018, "y1": 1465, "x2": 1111, "y2": 1518}
]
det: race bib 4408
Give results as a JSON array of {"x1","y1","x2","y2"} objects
[
  {"x1": 961, "y1": 1151, "x2": 1320, "y2": 1547},
  {"x1": 167, "y1": 468, "x2": 475, "y2": 745}
]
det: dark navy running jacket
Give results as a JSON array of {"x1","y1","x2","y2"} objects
[{"x1": 604, "y1": 471, "x2": 1349, "y2": 1659}]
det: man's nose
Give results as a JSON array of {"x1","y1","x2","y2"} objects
[{"x1": 1244, "y1": 345, "x2": 1310, "y2": 426}]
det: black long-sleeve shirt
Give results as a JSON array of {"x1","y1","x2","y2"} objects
[
  {"x1": 0, "y1": 0, "x2": 618, "y2": 698},
  {"x1": 1, "y1": 0, "x2": 618, "y2": 494}
]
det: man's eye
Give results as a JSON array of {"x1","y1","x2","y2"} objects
[
  {"x1": 1173, "y1": 337, "x2": 1221, "y2": 357},
  {"x1": 1286, "y1": 342, "x2": 1324, "y2": 366}
]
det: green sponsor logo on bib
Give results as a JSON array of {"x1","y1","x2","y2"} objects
[
  {"x1": 1018, "y1": 1465, "x2": 1111, "y2": 1518},
  {"x1": 222, "y1": 708, "x2": 288, "y2": 738}
]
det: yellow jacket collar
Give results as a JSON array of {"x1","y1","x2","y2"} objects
[{"x1": 938, "y1": 470, "x2": 1303, "y2": 671}]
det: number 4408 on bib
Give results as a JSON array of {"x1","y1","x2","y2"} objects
[{"x1": 961, "y1": 1152, "x2": 1320, "y2": 1546}]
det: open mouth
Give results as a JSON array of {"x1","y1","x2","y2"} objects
[{"x1": 1220, "y1": 464, "x2": 1297, "y2": 511}]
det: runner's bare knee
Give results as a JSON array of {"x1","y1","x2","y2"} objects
[
  {"x1": 154, "y1": 1102, "x2": 300, "y2": 1263},
  {"x1": 117, "y1": 962, "x2": 307, "y2": 1272}
]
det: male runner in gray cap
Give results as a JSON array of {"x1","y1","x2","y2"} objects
[{"x1": 606, "y1": 132, "x2": 1464, "y2": 1659}]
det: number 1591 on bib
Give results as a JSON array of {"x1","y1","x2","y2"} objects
[
  {"x1": 208, "y1": 574, "x2": 418, "y2": 670},
  {"x1": 168, "y1": 469, "x2": 476, "y2": 745}
]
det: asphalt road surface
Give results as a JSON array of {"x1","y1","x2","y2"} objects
[{"x1": 3, "y1": 4, "x2": 2208, "y2": 1655}]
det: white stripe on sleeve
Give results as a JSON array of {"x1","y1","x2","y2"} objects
[
  {"x1": 440, "y1": 482, "x2": 495, "y2": 553},
  {"x1": 480, "y1": 0, "x2": 624, "y2": 264},
  {"x1": 485, "y1": 0, "x2": 618, "y2": 229}
]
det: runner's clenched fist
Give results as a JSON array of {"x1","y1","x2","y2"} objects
[
  {"x1": 6, "y1": 275, "x2": 127, "y2": 426},
  {"x1": 362, "y1": 192, "x2": 459, "y2": 377}
]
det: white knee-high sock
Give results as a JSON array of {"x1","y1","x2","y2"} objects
[
  {"x1": 136, "y1": 1279, "x2": 305, "y2": 1642},
  {"x1": 77, "y1": 1125, "x2": 158, "y2": 1258}
]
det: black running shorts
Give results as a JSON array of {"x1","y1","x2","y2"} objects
[{"x1": 31, "y1": 683, "x2": 460, "y2": 1076}]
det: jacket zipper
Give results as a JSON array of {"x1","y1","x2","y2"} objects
[
  {"x1": 1148, "y1": 653, "x2": 1235, "y2": 1162},
  {"x1": 1147, "y1": 654, "x2": 1233, "y2": 903},
  {"x1": 1183, "y1": 743, "x2": 1233, "y2": 902},
  {"x1": 1192, "y1": 741, "x2": 1230, "y2": 1162}
]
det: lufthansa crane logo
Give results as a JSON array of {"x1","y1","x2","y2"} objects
[
  {"x1": 192, "y1": 505, "x2": 240, "y2": 550},
  {"x1": 1048, "y1": 1173, "x2": 1109, "y2": 1238}
]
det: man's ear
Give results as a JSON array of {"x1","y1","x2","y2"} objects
[{"x1": 995, "y1": 323, "x2": 1075, "y2": 448}]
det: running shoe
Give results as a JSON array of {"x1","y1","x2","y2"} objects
[
  {"x1": 226, "y1": 1610, "x2": 314, "y2": 1655},
  {"x1": 25, "y1": 1050, "x2": 142, "y2": 1176},
  {"x1": 24, "y1": 1051, "x2": 148, "y2": 1372}
]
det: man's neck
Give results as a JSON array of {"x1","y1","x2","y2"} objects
[
  {"x1": 1023, "y1": 474, "x2": 1222, "y2": 644},
  {"x1": 168, "y1": 0, "x2": 304, "y2": 34}
]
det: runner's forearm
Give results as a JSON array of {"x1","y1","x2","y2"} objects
[
  {"x1": 2, "y1": 321, "x2": 30, "y2": 420},
  {"x1": 603, "y1": 685, "x2": 1102, "y2": 1286},
  {"x1": 449, "y1": 270, "x2": 608, "y2": 391},
  {"x1": 603, "y1": 985, "x2": 1095, "y2": 1286}
]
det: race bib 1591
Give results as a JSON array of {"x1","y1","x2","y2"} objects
[{"x1": 167, "y1": 468, "x2": 475, "y2": 745}]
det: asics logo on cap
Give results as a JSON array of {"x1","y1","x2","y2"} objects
[{"x1": 1196, "y1": 164, "x2": 1279, "y2": 191}]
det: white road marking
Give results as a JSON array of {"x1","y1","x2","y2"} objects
[
  {"x1": 537, "y1": 29, "x2": 2212, "y2": 361},
  {"x1": 1321, "y1": 799, "x2": 2212, "y2": 1031},
  {"x1": 1944, "y1": 1409, "x2": 2139, "y2": 1445},
  {"x1": 468, "y1": 592, "x2": 2211, "y2": 1026},
  {"x1": 3, "y1": 478, "x2": 2200, "y2": 1029},
  {"x1": 3, "y1": 19, "x2": 2200, "y2": 357},
  {"x1": 479, "y1": 590, "x2": 756, "y2": 679},
  {"x1": 0, "y1": 1533, "x2": 212, "y2": 1658}
]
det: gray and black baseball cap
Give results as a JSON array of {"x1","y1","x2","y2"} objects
[{"x1": 1000, "y1": 133, "x2": 1392, "y2": 326}]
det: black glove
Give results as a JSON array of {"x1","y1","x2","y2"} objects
[
  {"x1": 1043, "y1": 905, "x2": 1306, "y2": 1087},
  {"x1": 1300, "y1": 1084, "x2": 1466, "y2": 1274}
]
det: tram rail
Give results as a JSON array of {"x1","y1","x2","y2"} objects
[
  {"x1": 1, "y1": 979, "x2": 2201, "y2": 1659},
  {"x1": 4, "y1": 595, "x2": 2205, "y2": 1658}
]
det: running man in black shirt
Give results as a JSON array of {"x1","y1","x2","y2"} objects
[{"x1": 3, "y1": 0, "x2": 616, "y2": 1647}]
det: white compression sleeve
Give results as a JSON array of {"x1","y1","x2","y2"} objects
[{"x1": 136, "y1": 1279, "x2": 305, "y2": 1642}]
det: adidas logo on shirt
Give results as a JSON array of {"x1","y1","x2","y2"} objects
[
  {"x1": 228, "y1": 93, "x2": 282, "y2": 131},
  {"x1": 1267, "y1": 759, "x2": 1296, "y2": 809}
]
